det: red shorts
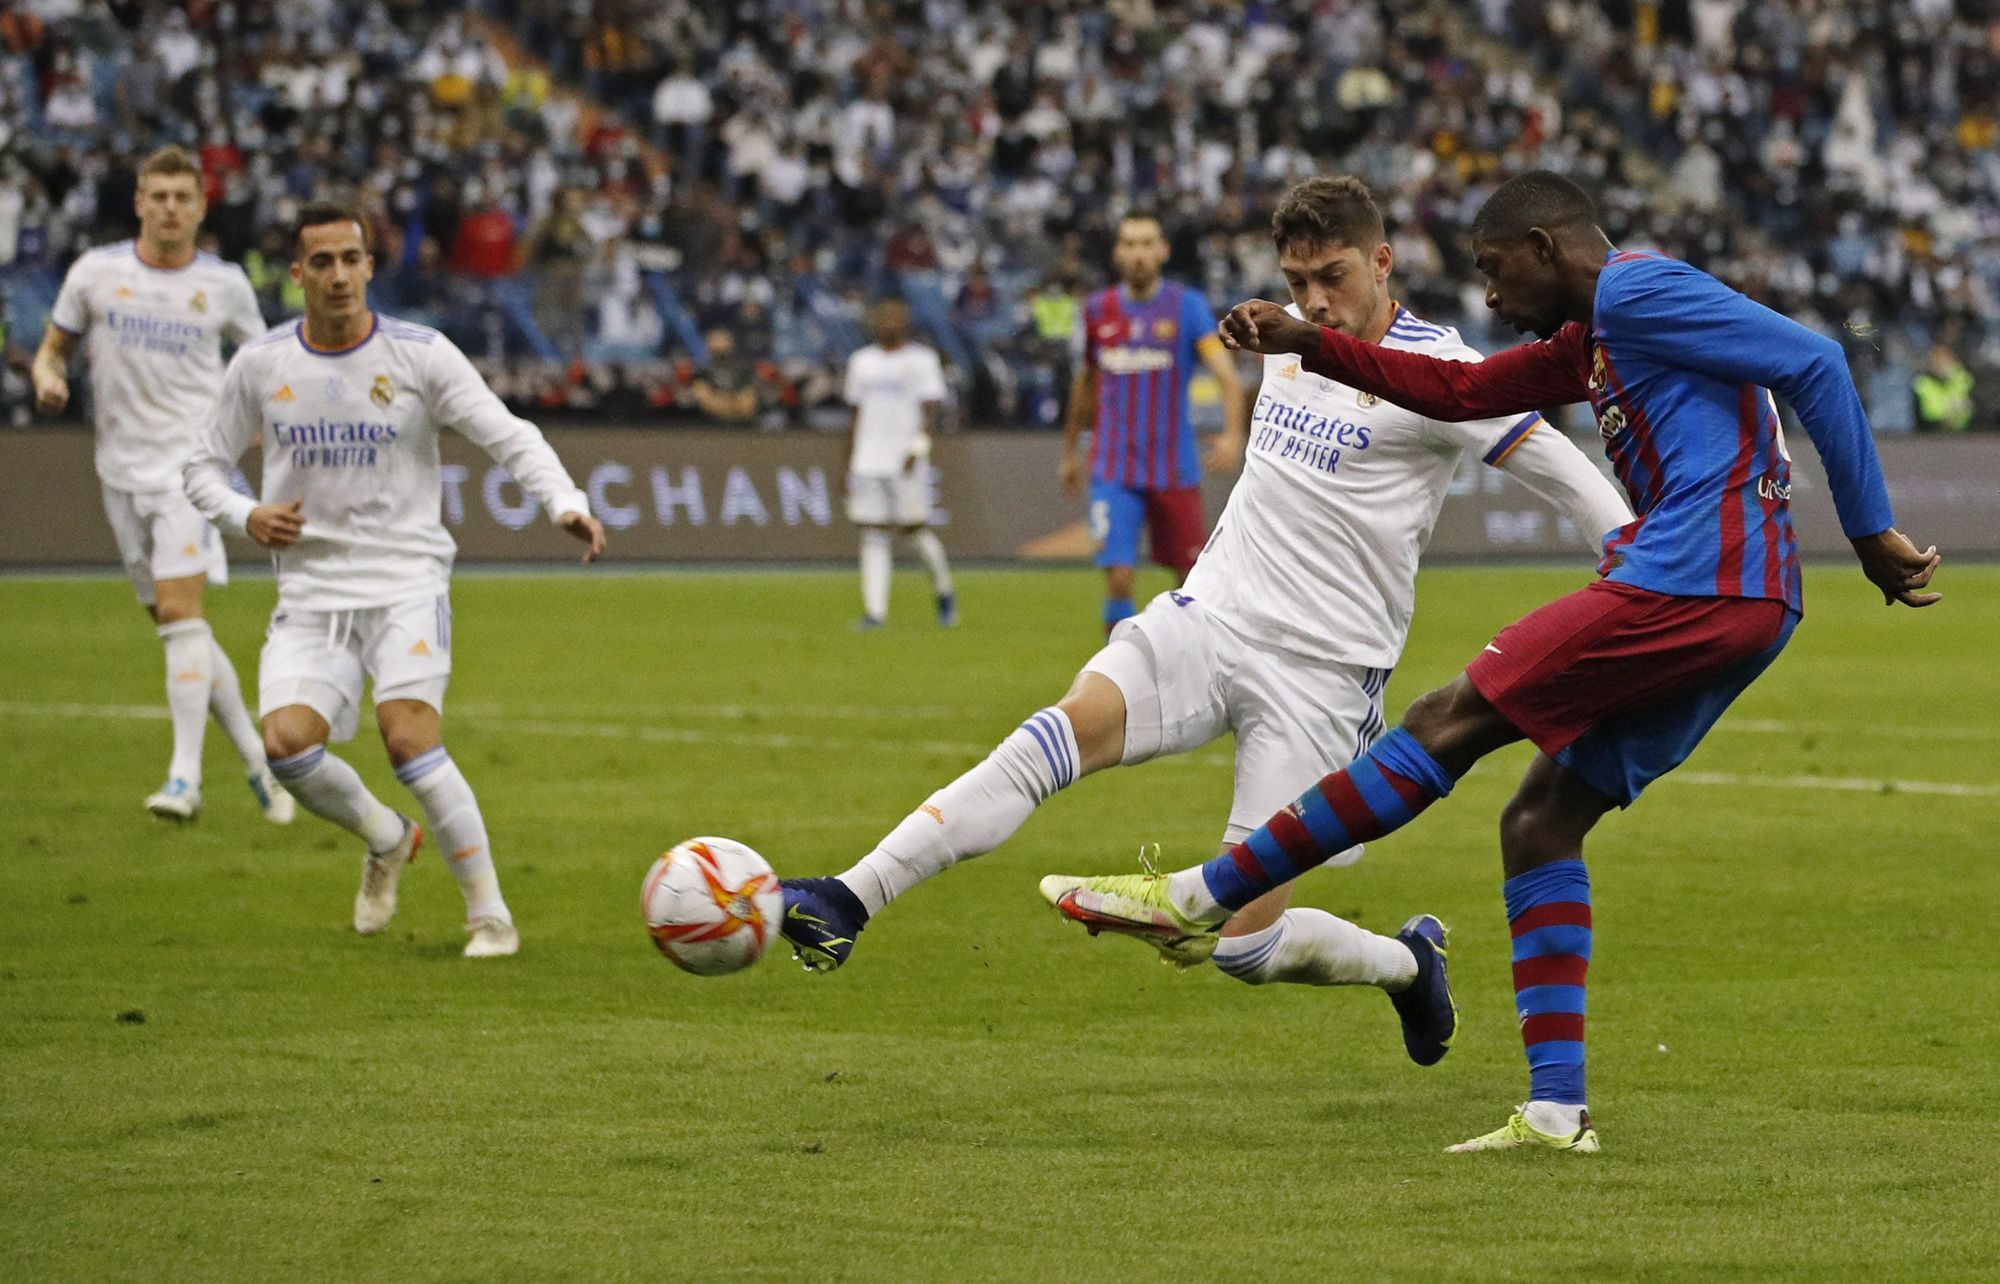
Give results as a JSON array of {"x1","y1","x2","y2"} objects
[
  {"x1": 1144, "y1": 486, "x2": 1207, "y2": 572},
  {"x1": 1466, "y1": 579, "x2": 1793, "y2": 762}
]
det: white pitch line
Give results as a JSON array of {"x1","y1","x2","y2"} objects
[
  {"x1": 1711, "y1": 717, "x2": 2000, "y2": 743},
  {"x1": 1, "y1": 701, "x2": 1991, "y2": 799}
]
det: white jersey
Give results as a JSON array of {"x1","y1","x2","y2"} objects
[
  {"x1": 51, "y1": 241, "x2": 266, "y2": 493},
  {"x1": 1183, "y1": 305, "x2": 1633, "y2": 669},
  {"x1": 184, "y1": 314, "x2": 590, "y2": 612},
  {"x1": 845, "y1": 342, "x2": 946, "y2": 475}
]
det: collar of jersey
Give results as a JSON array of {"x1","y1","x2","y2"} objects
[
  {"x1": 297, "y1": 313, "x2": 379, "y2": 357},
  {"x1": 130, "y1": 243, "x2": 199, "y2": 275}
]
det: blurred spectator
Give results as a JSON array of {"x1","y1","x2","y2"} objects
[
  {"x1": 688, "y1": 327, "x2": 758, "y2": 424},
  {"x1": 1913, "y1": 343, "x2": 1975, "y2": 433}
]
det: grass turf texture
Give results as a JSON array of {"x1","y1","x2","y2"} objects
[{"x1": 2, "y1": 565, "x2": 1995, "y2": 1282}]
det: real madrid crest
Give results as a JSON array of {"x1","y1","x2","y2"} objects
[
  {"x1": 370, "y1": 374, "x2": 395, "y2": 408},
  {"x1": 1357, "y1": 391, "x2": 1379, "y2": 408},
  {"x1": 189, "y1": 289, "x2": 208, "y2": 314}
]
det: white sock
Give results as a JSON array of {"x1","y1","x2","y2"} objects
[
  {"x1": 158, "y1": 619, "x2": 213, "y2": 785},
  {"x1": 1167, "y1": 867, "x2": 1226, "y2": 924},
  {"x1": 859, "y1": 528, "x2": 892, "y2": 621},
  {"x1": 396, "y1": 747, "x2": 509, "y2": 923},
  {"x1": 840, "y1": 707, "x2": 1080, "y2": 915},
  {"x1": 269, "y1": 745, "x2": 406, "y2": 851},
  {"x1": 1212, "y1": 908, "x2": 1418, "y2": 989},
  {"x1": 204, "y1": 635, "x2": 266, "y2": 772},
  {"x1": 1523, "y1": 1100, "x2": 1588, "y2": 1134},
  {"x1": 907, "y1": 529, "x2": 953, "y2": 596}
]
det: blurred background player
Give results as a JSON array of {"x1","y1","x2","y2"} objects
[
  {"x1": 844, "y1": 298, "x2": 955, "y2": 630},
  {"x1": 780, "y1": 178, "x2": 1632, "y2": 1054},
  {"x1": 183, "y1": 203, "x2": 606, "y2": 958},
  {"x1": 1060, "y1": 212, "x2": 1247, "y2": 634},
  {"x1": 30, "y1": 145, "x2": 291, "y2": 826}
]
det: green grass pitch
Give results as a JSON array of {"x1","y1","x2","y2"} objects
[{"x1": 3, "y1": 564, "x2": 1995, "y2": 1281}]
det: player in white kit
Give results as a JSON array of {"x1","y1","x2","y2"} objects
[
  {"x1": 31, "y1": 145, "x2": 293, "y2": 825},
  {"x1": 782, "y1": 179, "x2": 1632, "y2": 1061},
  {"x1": 844, "y1": 298, "x2": 956, "y2": 629},
  {"x1": 183, "y1": 203, "x2": 606, "y2": 958}
]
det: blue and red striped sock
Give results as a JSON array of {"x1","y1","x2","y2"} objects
[
  {"x1": 1505, "y1": 859, "x2": 1592, "y2": 1106},
  {"x1": 1197, "y1": 728, "x2": 1457, "y2": 912}
]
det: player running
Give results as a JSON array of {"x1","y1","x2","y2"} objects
[
  {"x1": 1044, "y1": 171, "x2": 1941, "y2": 1152},
  {"x1": 183, "y1": 203, "x2": 606, "y2": 958},
  {"x1": 31, "y1": 145, "x2": 292, "y2": 825},
  {"x1": 782, "y1": 178, "x2": 1632, "y2": 1064},
  {"x1": 843, "y1": 298, "x2": 956, "y2": 630},
  {"x1": 1060, "y1": 211, "x2": 1248, "y2": 634}
]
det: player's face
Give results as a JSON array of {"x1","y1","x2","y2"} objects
[
  {"x1": 291, "y1": 220, "x2": 375, "y2": 324},
  {"x1": 1279, "y1": 239, "x2": 1393, "y2": 337},
  {"x1": 1112, "y1": 219, "x2": 1169, "y2": 292},
  {"x1": 134, "y1": 174, "x2": 205, "y2": 249},
  {"x1": 1473, "y1": 234, "x2": 1565, "y2": 339},
  {"x1": 871, "y1": 303, "x2": 909, "y2": 346}
]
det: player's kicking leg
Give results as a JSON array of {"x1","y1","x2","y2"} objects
[
  {"x1": 377, "y1": 698, "x2": 517, "y2": 959},
  {"x1": 264, "y1": 702, "x2": 423, "y2": 926}
]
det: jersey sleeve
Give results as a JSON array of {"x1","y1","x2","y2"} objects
[
  {"x1": 183, "y1": 352, "x2": 264, "y2": 536},
  {"x1": 1184, "y1": 288, "x2": 1220, "y2": 356},
  {"x1": 223, "y1": 268, "x2": 267, "y2": 346},
  {"x1": 1305, "y1": 322, "x2": 1591, "y2": 420},
  {"x1": 49, "y1": 258, "x2": 92, "y2": 336},
  {"x1": 425, "y1": 336, "x2": 590, "y2": 523},
  {"x1": 1595, "y1": 258, "x2": 1894, "y2": 538},
  {"x1": 842, "y1": 352, "x2": 862, "y2": 406},
  {"x1": 1488, "y1": 417, "x2": 1636, "y2": 550},
  {"x1": 916, "y1": 348, "x2": 948, "y2": 402}
]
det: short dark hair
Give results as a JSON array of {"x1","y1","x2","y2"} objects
[
  {"x1": 137, "y1": 145, "x2": 200, "y2": 186},
  {"x1": 1118, "y1": 207, "x2": 1165, "y2": 232},
  {"x1": 1270, "y1": 177, "x2": 1385, "y2": 254},
  {"x1": 291, "y1": 201, "x2": 369, "y2": 257},
  {"x1": 1471, "y1": 170, "x2": 1598, "y2": 245}
]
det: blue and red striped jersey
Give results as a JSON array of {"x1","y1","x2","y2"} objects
[
  {"x1": 1077, "y1": 281, "x2": 1216, "y2": 490},
  {"x1": 1294, "y1": 250, "x2": 1896, "y2": 616}
]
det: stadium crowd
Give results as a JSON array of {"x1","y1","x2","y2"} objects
[{"x1": 0, "y1": 0, "x2": 1992, "y2": 431}]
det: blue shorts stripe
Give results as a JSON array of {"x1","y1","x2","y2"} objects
[
  {"x1": 1515, "y1": 984, "x2": 1588, "y2": 1017},
  {"x1": 1511, "y1": 924, "x2": 1594, "y2": 962}
]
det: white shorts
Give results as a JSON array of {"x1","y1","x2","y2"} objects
[
  {"x1": 102, "y1": 484, "x2": 229, "y2": 606},
  {"x1": 259, "y1": 594, "x2": 453, "y2": 742},
  {"x1": 846, "y1": 471, "x2": 933, "y2": 527},
  {"x1": 1081, "y1": 591, "x2": 1390, "y2": 855}
]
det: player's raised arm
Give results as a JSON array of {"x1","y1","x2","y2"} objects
[
  {"x1": 1220, "y1": 298, "x2": 1591, "y2": 422},
  {"x1": 183, "y1": 353, "x2": 272, "y2": 541},
  {"x1": 425, "y1": 337, "x2": 605, "y2": 562},
  {"x1": 1596, "y1": 262, "x2": 1941, "y2": 607}
]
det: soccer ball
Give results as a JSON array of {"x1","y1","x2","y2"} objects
[{"x1": 641, "y1": 837, "x2": 783, "y2": 976}]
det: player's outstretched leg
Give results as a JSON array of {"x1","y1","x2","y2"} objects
[
  {"x1": 1211, "y1": 903, "x2": 1458, "y2": 1066},
  {"x1": 783, "y1": 681, "x2": 1109, "y2": 972},
  {"x1": 204, "y1": 632, "x2": 293, "y2": 824},
  {"x1": 267, "y1": 732, "x2": 420, "y2": 934},
  {"x1": 149, "y1": 617, "x2": 215, "y2": 820},
  {"x1": 392, "y1": 745, "x2": 517, "y2": 959},
  {"x1": 1043, "y1": 725, "x2": 1461, "y2": 945}
]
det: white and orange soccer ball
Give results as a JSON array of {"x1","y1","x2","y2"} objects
[{"x1": 641, "y1": 837, "x2": 782, "y2": 976}]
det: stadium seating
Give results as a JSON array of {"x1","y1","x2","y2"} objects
[{"x1": 1, "y1": 0, "x2": 1992, "y2": 428}]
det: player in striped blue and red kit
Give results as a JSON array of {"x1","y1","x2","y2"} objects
[
  {"x1": 1046, "y1": 171, "x2": 1943, "y2": 1153},
  {"x1": 1061, "y1": 212, "x2": 1247, "y2": 633}
]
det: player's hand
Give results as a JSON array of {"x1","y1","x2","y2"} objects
[
  {"x1": 1852, "y1": 528, "x2": 1941, "y2": 607},
  {"x1": 1059, "y1": 451, "x2": 1084, "y2": 498},
  {"x1": 1204, "y1": 432, "x2": 1246, "y2": 474},
  {"x1": 560, "y1": 510, "x2": 607, "y2": 563},
  {"x1": 33, "y1": 370, "x2": 69, "y2": 415},
  {"x1": 1218, "y1": 300, "x2": 1318, "y2": 357},
  {"x1": 247, "y1": 500, "x2": 305, "y2": 550}
]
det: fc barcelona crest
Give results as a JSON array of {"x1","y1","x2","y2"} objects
[
  {"x1": 370, "y1": 374, "x2": 395, "y2": 408},
  {"x1": 1589, "y1": 347, "x2": 1608, "y2": 394},
  {"x1": 1152, "y1": 318, "x2": 1178, "y2": 340}
]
